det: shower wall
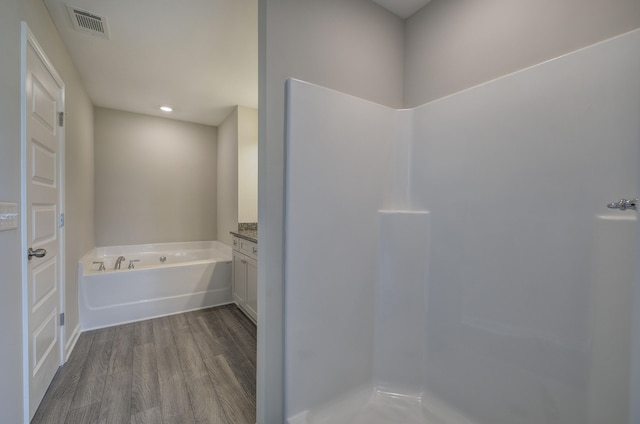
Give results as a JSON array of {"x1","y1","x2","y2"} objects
[
  {"x1": 285, "y1": 80, "x2": 398, "y2": 414},
  {"x1": 285, "y1": 29, "x2": 640, "y2": 423},
  {"x1": 259, "y1": 4, "x2": 405, "y2": 419},
  {"x1": 409, "y1": 29, "x2": 640, "y2": 424}
]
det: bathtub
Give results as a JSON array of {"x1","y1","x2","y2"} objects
[{"x1": 78, "y1": 241, "x2": 232, "y2": 330}]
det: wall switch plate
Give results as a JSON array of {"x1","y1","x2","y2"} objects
[{"x1": 0, "y1": 202, "x2": 18, "y2": 231}]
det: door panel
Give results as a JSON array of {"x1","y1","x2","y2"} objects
[
  {"x1": 31, "y1": 143, "x2": 57, "y2": 187},
  {"x1": 31, "y1": 76, "x2": 57, "y2": 131},
  {"x1": 32, "y1": 260, "x2": 56, "y2": 308},
  {"x1": 31, "y1": 205, "x2": 57, "y2": 244},
  {"x1": 32, "y1": 311, "x2": 58, "y2": 374}
]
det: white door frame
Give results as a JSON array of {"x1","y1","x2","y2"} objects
[{"x1": 20, "y1": 22, "x2": 66, "y2": 424}]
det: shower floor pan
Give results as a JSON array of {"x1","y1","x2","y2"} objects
[{"x1": 288, "y1": 386, "x2": 472, "y2": 424}]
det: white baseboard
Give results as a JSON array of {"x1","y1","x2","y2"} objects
[{"x1": 64, "y1": 323, "x2": 81, "y2": 362}]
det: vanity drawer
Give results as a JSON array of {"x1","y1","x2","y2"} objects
[{"x1": 234, "y1": 236, "x2": 257, "y2": 260}]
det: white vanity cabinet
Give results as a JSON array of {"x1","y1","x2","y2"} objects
[{"x1": 232, "y1": 236, "x2": 257, "y2": 323}]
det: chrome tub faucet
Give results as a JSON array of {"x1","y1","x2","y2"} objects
[{"x1": 114, "y1": 256, "x2": 126, "y2": 270}]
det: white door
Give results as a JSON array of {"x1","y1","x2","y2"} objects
[{"x1": 22, "y1": 25, "x2": 65, "y2": 421}]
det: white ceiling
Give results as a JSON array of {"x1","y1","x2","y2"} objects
[
  {"x1": 43, "y1": 0, "x2": 430, "y2": 128},
  {"x1": 371, "y1": 0, "x2": 431, "y2": 19},
  {"x1": 44, "y1": 0, "x2": 258, "y2": 126}
]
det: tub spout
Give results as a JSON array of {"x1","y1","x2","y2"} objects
[{"x1": 114, "y1": 256, "x2": 126, "y2": 270}]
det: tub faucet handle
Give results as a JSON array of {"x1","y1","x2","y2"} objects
[
  {"x1": 92, "y1": 261, "x2": 106, "y2": 271},
  {"x1": 128, "y1": 259, "x2": 140, "y2": 269}
]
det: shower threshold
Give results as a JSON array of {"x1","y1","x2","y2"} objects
[{"x1": 288, "y1": 386, "x2": 473, "y2": 424}]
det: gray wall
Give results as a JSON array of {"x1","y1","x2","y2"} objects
[
  {"x1": 0, "y1": 1, "x2": 26, "y2": 422},
  {"x1": 0, "y1": 0, "x2": 94, "y2": 421},
  {"x1": 217, "y1": 107, "x2": 239, "y2": 246},
  {"x1": 258, "y1": 1, "x2": 404, "y2": 422},
  {"x1": 94, "y1": 108, "x2": 217, "y2": 246},
  {"x1": 404, "y1": 0, "x2": 640, "y2": 106},
  {"x1": 237, "y1": 106, "x2": 258, "y2": 223},
  {"x1": 217, "y1": 105, "x2": 259, "y2": 246}
]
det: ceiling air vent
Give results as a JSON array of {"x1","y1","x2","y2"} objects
[{"x1": 66, "y1": 4, "x2": 110, "y2": 39}]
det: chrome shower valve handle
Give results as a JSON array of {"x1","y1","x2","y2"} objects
[{"x1": 607, "y1": 198, "x2": 638, "y2": 211}]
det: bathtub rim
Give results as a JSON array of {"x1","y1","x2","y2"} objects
[{"x1": 79, "y1": 240, "x2": 232, "y2": 275}]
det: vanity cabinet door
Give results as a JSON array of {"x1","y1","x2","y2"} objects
[
  {"x1": 231, "y1": 235, "x2": 257, "y2": 323},
  {"x1": 245, "y1": 256, "x2": 258, "y2": 322},
  {"x1": 233, "y1": 251, "x2": 247, "y2": 306}
]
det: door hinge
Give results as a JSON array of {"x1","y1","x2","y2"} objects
[
  {"x1": 58, "y1": 111, "x2": 64, "y2": 127},
  {"x1": 59, "y1": 213, "x2": 65, "y2": 228},
  {"x1": 59, "y1": 313, "x2": 65, "y2": 326}
]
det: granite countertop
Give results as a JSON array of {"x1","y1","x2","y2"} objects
[{"x1": 230, "y1": 229, "x2": 258, "y2": 243}]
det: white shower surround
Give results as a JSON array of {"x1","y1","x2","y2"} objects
[
  {"x1": 78, "y1": 241, "x2": 232, "y2": 330},
  {"x1": 285, "y1": 29, "x2": 640, "y2": 424}
]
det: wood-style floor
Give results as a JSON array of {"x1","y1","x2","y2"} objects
[{"x1": 31, "y1": 304, "x2": 256, "y2": 424}]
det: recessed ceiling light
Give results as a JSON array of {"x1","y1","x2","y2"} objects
[{"x1": 160, "y1": 106, "x2": 173, "y2": 112}]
